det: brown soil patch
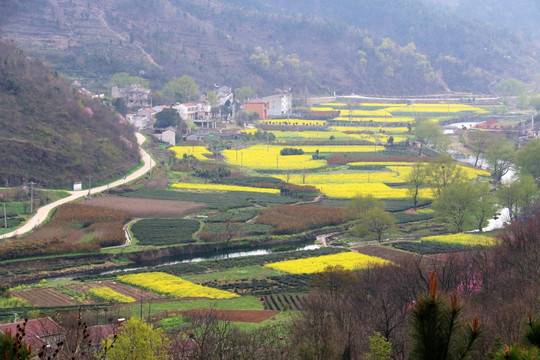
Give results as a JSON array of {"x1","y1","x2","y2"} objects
[
  {"x1": 83, "y1": 196, "x2": 206, "y2": 217},
  {"x1": 14, "y1": 287, "x2": 78, "y2": 307},
  {"x1": 403, "y1": 209, "x2": 419, "y2": 215},
  {"x1": 352, "y1": 244, "x2": 420, "y2": 263},
  {"x1": 166, "y1": 309, "x2": 280, "y2": 323}
]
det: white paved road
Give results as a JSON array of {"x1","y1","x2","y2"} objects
[{"x1": 0, "y1": 133, "x2": 155, "y2": 240}]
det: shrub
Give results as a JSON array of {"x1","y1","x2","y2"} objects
[{"x1": 280, "y1": 148, "x2": 304, "y2": 155}]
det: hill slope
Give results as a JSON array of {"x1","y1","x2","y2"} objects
[
  {"x1": 0, "y1": 39, "x2": 140, "y2": 187},
  {"x1": 0, "y1": 0, "x2": 539, "y2": 95}
]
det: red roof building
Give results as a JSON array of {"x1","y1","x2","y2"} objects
[{"x1": 244, "y1": 98, "x2": 270, "y2": 120}]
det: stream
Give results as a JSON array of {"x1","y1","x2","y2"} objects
[{"x1": 99, "y1": 243, "x2": 322, "y2": 276}]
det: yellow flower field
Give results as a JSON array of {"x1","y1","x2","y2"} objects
[
  {"x1": 171, "y1": 182, "x2": 280, "y2": 194},
  {"x1": 421, "y1": 233, "x2": 498, "y2": 246},
  {"x1": 274, "y1": 172, "x2": 405, "y2": 185},
  {"x1": 334, "y1": 116, "x2": 417, "y2": 123},
  {"x1": 388, "y1": 103, "x2": 489, "y2": 114},
  {"x1": 359, "y1": 103, "x2": 407, "y2": 107},
  {"x1": 329, "y1": 126, "x2": 410, "y2": 134},
  {"x1": 241, "y1": 128, "x2": 258, "y2": 135},
  {"x1": 223, "y1": 145, "x2": 384, "y2": 170},
  {"x1": 118, "y1": 272, "x2": 238, "y2": 299},
  {"x1": 257, "y1": 119, "x2": 326, "y2": 126},
  {"x1": 313, "y1": 183, "x2": 434, "y2": 199},
  {"x1": 265, "y1": 252, "x2": 392, "y2": 274},
  {"x1": 269, "y1": 131, "x2": 354, "y2": 141},
  {"x1": 348, "y1": 133, "x2": 407, "y2": 143},
  {"x1": 87, "y1": 287, "x2": 136, "y2": 303},
  {"x1": 320, "y1": 102, "x2": 348, "y2": 107},
  {"x1": 223, "y1": 145, "x2": 327, "y2": 170},
  {"x1": 170, "y1": 146, "x2": 210, "y2": 161}
]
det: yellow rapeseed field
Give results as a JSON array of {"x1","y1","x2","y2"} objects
[
  {"x1": 265, "y1": 252, "x2": 392, "y2": 274},
  {"x1": 269, "y1": 131, "x2": 354, "y2": 141},
  {"x1": 257, "y1": 119, "x2": 326, "y2": 126},
  {"x1": 359, "y1": 103, "x2": 408, "y2": 107},
  {"x1": 87, "y1": 287, "x2": 136, "y2": 303},
  {"x1": 170, "y1": 146, "x2": 210, "y2": 161},
  {"x1": 240, "y1": 128, "x2": 258, "y2": 135},
  {"x1": 223, "y1": 145, "x2": 383, "y2": 170},
  {"x1": 222, "y1": 145, "x2": 327, "y2": 170},
  {"x1": 329, "y1": 126, "x2": 410, "y2": 134},
  {"x1": 388, "y1": 103, "x2": 489, "y2": 114},
  {"x1": 118, "y1": 272, "x2": 239, "y2": 299},
  {"x1": 171, "y1": 183, "x2": 280, "y2": 194},
  {"x1": 421, "y1": 233, "x2": 498, "y2": 246},
  {"x1": 334, "y1": 116, "x2": 417, "y2": 123}
]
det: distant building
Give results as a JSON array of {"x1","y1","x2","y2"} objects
[
  {"x1": 244, "y1": 98, "x2": 270, "y2": 120},
  {"x1": 173, "y1": 103, "x2": 199, "y2": 121},
  {"x1": 111, "y1": 84, "x2": 150, "y2": 110},
  {"x1": 137, "y1": 108, "x2": 157, "y2": 123},
  {"x1": 263, "y1": 93, "x2": 292, "y2": 117},
  {"x1": 153, "y1": 127, "x2": 177, "y2": 146},
  {"x1": 173, "y1": 102, "x2": 216, "y2": 128},
  {"x1": 215, "y1": 86, "x2": 233, "y2": 106},
  {"x1": 126, "y1": 114, "x2": 150, "y2": 129}
]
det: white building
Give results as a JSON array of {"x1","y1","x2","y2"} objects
[
  {"x1": 263, "y1": 93, "x2": 292, "y2": 117},
  {"x1": 126, "y1": 114, "x2": 149, "y2": 129}
]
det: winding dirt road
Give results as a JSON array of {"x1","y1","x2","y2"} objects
[{"x1": 0, "y1": 133, "x2": 155, "y2": 240}]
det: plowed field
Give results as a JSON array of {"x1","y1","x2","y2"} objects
[
  {"x1": 14, "y1": 287, "x2": 78, "y2": 307},
  {"x1": 83, "y1": 196, "x2": 206, "y2": 217}
]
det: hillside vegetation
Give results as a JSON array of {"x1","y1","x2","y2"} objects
[
  {"x1": 0, "y1": 39, "x2": 140, "y2": 187},
  {"x1": 0, "y1": 0, "x2": 538, "y2": 94}
]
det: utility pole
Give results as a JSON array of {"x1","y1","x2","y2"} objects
[
  {"x1": 3, "y1": 203, "x2": 7, "y2": 229},
  {"x1": 29, "y1": 182, "x2": 35, "y2": 213},
  {"x1": 87, "y1": 175, "x2": 92, "y2": 198}
]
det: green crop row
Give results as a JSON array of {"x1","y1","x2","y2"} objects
[{"x1": 131, "y1": 218, "x2": 200, "y2": 246}]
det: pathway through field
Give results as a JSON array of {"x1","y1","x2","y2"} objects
[{"x1": 0, "y1": 133, "x2": 155, "y2": 240}]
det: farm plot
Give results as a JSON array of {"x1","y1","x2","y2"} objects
[
  {"x1": 13, "y1": 287, "x2": 78, "y2": 307},
  {"x1": 83, "y1": 196, "x2": 206, "y2": 217},
  {"x1": 265, "y1": 252, "x2": 392, "y2": 274},
  {"x1": 66, "y1": 280, "x2": 165, "y2": 301},
  {"x1": 118, "y1": 272, "x2": 239, "y2": 299},
  {"x1": 119, "y1": 189, "x2": 296, "y2": 209},
  {"x1": 262, "y1": 294, "x2": 304, "y2": 311},
  {"x1": 352, "y1": 245, "x2": 421, "y2": 263},
  {"x1": 130, "y1": 218, "x2": 200, "y2": 246},
  {"x1": 201, "y1": 273, "x2": 314, "y2": 296}
]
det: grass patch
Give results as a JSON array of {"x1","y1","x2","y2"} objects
[
  {"x1": 183, "y1": 265, "x2": 283, "y2": 283},
  {"x1": 125, "y1": 296, "x2": 263, "y2": 317},
  {"x1": 119, "y1": 189, "x2": 296, "y2": 208}
]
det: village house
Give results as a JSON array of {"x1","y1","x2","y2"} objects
[
  {"x1": 0, "y1": 317, "x2": 63, "y2": 353},
  {"x1": 244, "y1": 98, "x2": 270, "y2": 120},
  {"x1": 126, "y1": 114, "x2": 150, "y2": 129},
  {"x1": 174, "y1": 102, "x2": 216, "y2": 128},
  {"x1": 111, "y1": 84, "x2": 150, "y2": 110},
  {"x1": 173, "y1": 103, "x2": 199, "y2": 121},
  {"x1": 153, "y1": 126, "x2": 177, "y2": 146},
  {"x1": 137, "y1": 107, "x2": 157, "y2": 123},
  {"x1": 263, "y1": 92, "x2": 292, "y2": 117}
]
